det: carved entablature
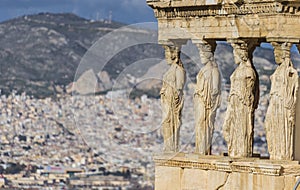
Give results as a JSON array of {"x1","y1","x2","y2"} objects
[
  {"x1": 147, "y1": 0, "x2": 300, "y2": 41},
  {"x1": 148, "y1": 0, "x2": 300, "y2": 17},
  {"x1": 151, "y1": 2, "x2": 282, "y2": 19}
]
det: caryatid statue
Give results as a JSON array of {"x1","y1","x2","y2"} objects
[
  {"x1": 194, "y1": 41, "x2": 221, "y2": 155},
  {"x1": 265, "y1": 42, "x2": 299, "y2": 160},
  {"x1": 160, "y1": 45, "x2": 186, "y2": 152},
  {"x1": 223, "y1": 41, "x2": 259, "y2": 158}
]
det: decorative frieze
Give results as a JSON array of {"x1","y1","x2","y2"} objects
[{"x1": 153, "y1": 3, "x2": 283, "y2": 19}]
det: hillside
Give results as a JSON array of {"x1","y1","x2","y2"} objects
[{"x1": 0, "y1": 13, "x2": 124, "y2": 97}]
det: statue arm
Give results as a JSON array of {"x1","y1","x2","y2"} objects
[
  {"x1": 212, "y1": 69, "x2": 221, "y2": 96},
  {"x1": 175, "y1": 67, "x2": 186, "y2": 96},
  {"x1": 244, "y1": 69, "x2": 256, "y2": 108},
  {"x1": 194, "y1": 72, "x2": 204, "y2": 96},
  {"x1": 285, "y1": 67, "x2": 299, "y2": 109},
  {"x1": 160, "y1": 82, "x2": 167, "y2": 96},
  {"x1": 211, "y1": 68, "x2": 221, "y2": 109},
  {"x1": 160, "y1": 83, "x2": 165, "y2": 94}
]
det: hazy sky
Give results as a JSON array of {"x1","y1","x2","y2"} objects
[{"x1": 0, "y1": 0, "x2": 157, "y2": 24}]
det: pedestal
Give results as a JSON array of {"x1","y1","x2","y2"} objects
[{"x1": 154, "y1": 153, "x2": 300, "y2": 190}]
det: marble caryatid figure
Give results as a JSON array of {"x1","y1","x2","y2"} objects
[
  {"x1": 223, "y1": 42, "x2": 259, "y2": 157},
  {"x1": 160, "y1": 45, "x2": 186, "y2": 152},
  {"x1": 194, "y1": 42, "x2": 221, "y2": 155},
  {"x1": 265, "y1": 42, "x2": 299, "y2": 160}
]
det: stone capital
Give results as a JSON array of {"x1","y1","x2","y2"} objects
[
  {"x1": 270, "y1": 41, "x2": 292, "y2": 50},
  {"x1": 228, "y1": 38, "x2": 260, "y2": 60},
  {"x1": 192, "y1": 39, "x2": 217, "y2": 54},
  {"x1": 227, "y1": 38, "x2": 259, "y2": 47},
  {"x1": 229, "y1": 39, "x2": 249, "y2": 58},
  {"x1": 271, "y1": 41, "x2": 293, "y2": 65},
  {"x1": 159, "y1": 39, "x2": 188, "y2": 49},
  {"x1": 159, "y1": 40, "x2": 175, "y2": 47},
  {"x1": 162, "y1": 44, "x2": 180, "y2": 54},
  {"x1": 162, "y1": 43, "x2": 182, "y2": 65}
]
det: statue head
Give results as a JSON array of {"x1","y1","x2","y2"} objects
[
  {"x1": 272, "y1": 42, "x2": 283, "y2": 65},
  {"x1": 232, "y1": 43, "x2": 248, "y2": 65},
  {"x1": 198, "y1": 42, "x2": 215, "y2": 65},
  {"x1": 163, "y1": 45, "x2": 181, "y2": 65},
  {"x1": 272, "y1": 42, "x2": 291, "y2": 65}
]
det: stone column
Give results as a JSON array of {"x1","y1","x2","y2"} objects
[
  {"x1": 265, "y1": 41, "x2": 299, "y2": 160},
  {"x1": 223, "y1": 39, "x2": 259, "y2": 158},
  {"x1": 160, "y1": 42, "x2": 186, "y2": 152},
  {"x1": 192, "y1": 40, "x2": 221, "y2": 155}
]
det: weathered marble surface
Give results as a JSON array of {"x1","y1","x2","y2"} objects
[
  {"x1": 265, "y1": 42, "x2": 299, "y2": 160},
  {"x1": 194, "y1": 41, "x2": 221, "y2": 155},
  {"x1": 223, "y1": 42, "x2": 259, "y2": 158},
  {"x1": 147, "y1": 0, "x2": 300, "y2": 42},
  {"x1": 154, "y1": 153, "x2": 300, "y2": 190},
  {"x1": 160, "y1": 45, "x2": 186, "y2": 152}
]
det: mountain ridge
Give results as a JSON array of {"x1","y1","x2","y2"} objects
[{"x1": 0, "y1": 12, "x2": 125, "y2": 98}]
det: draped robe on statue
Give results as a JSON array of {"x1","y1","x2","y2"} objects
[
  {"x1": 265, "y1": 60, "x2": 299, "y2": 160},
  {"x1": 194, "y1": 64, "x2": 221, "y2": 154},
  {"x1": 223, "y1": 63, "x2": 259, "y2": 157},
  {"x1": 160, "y1": 63, "x2": 186, "y2": 152}
]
